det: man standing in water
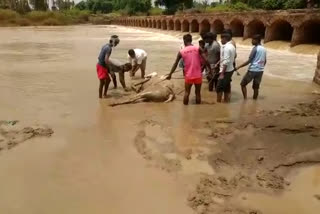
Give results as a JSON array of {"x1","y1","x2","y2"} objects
[
  {"x1": 236, "y1": 35, "x2": 267, "y2": 100},
  {"x1": 167, "y1": 34, "x2": 210, "y2": 105},
  {"x1": 96, "y1": 35, "x2": 120, "y2": 98},
  {"x1": 128, "y1": 49, "x2": 148, "y2": 79},
  {"x1": 217, "y1": 33, "x2": 236, "y2": 103},
  {"x1": 205, "y1": 32, "x2": 220, "y2": 91}
]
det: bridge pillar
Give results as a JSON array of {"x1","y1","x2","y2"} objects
[
  {"x1": 264, "y1": 26, "x2": 272, "y2": 43},
  {"x1": 291, "y1": 26, "x2": 303, "y2": 47},
  {"x1": 243, "y1": 25, "x2": 250, "y2": 40},
  {"x1": 314, "y1": 51, "x2": 320, "y2": 85},
  {"x1": 210, "y1": 23, "x2": 215, "y2": 33}
]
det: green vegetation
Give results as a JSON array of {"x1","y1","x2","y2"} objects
[
  {"x1": 76, "y1": 0, "x2": 152, "y2": 15},
  {"x1": 0, "y1": 9, "x2": 90, "y2": 26}
]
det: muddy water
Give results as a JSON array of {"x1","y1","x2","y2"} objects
[{"x1": 0, "y1": 25, "x2": 319, "y2": 214}]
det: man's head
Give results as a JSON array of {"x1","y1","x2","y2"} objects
[
  {"x1": 110, "y1": 35, "x2": 120, "y2": 47},
  {"x1": 221, "y1": 33, "x2": 231, "y2": 45},
  {"x1": 183, "y1": 34, "x2": 192, "y2": 46},
  {"x1": 128, "y1": 49, "x2": 135, "y2": 58},
  {"x1": 199, "y1": 40, "x2": 205, "y2": 49},
  {"x1": 122, "y1": 63, "x2": 133, "y2": 72},
  {"x1": 223, "y1": 29, "x2": 233, "y2": 39},
  {"x1": 205, "y1": 32, "x2": 217, "y2": 44},
  {"x1": 252, "y1": 34, "x2": 262, "y2": 46},
  {"x1": 200, "y1": 31, "x2": 207, "y2": 40}
]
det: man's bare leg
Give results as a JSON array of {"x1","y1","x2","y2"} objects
[
  {"x1": 224, "y1": 92, "x2": 230, "y2": 103},
  {"x1": 217, "y1": 92, "x2": 223, "y2": 103},
  {"x1": 99, "y1": 79, "x2": 105, "y2": 99},
  {"x1": 241, "y1": 86, "x2": 247, "y2": 100},
  {"x1": 184, "y1": 83, "x2": 192, "y2": 105},
  {"x1": 195, "y1": 83, "x2": 202, "y2": 104},
  {"x1": 103, "y1": 78, "x2": 111, "y2": 98},
  {"x1": 253, "y1": 89, "x2": 259, "y2": 100}
]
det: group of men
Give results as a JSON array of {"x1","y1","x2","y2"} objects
[
  {"x1": 96, "y1": 35, "x2": 148, "y2": 98},
  {"x1": 167, "y1": 30, "x2": 267, "y2": 104},
  {"x1": 96, "y1": 31, "x2": 267, "y2": 104}
]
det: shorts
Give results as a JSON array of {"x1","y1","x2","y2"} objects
[
  {"x1": 96, "y1": 63, "x2": 109, "y2": 80},
  {"x1": 216, "y1": 71, "x2": 234, "y2": 93},
  {"x1": 241, "y1": 71, "x2": 264, "y2": 89},
  {"x1": 185, "y1": 77, "x2": 202, "y2": 84}
]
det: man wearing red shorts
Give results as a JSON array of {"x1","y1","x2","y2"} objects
[
  {"x1": 96, "y1": 35, "x2": 120, "y2": 98},
  {"x1": 167, "y1": 34, "x2": 210, "y2": 105}
]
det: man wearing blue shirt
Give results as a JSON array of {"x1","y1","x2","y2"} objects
[{"x1": 236, "y1": 34, "x2": 267, "y2": 100}]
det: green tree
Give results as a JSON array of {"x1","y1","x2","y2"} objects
[
  {"x1": 75, "y1": 1, "x2": 87, "y2": 10},
  {"x1": 112, "y1": 0, "x2": 151, "y2": 14},
  {"x1": 155, "y1": 0, "x2": 193, "y2": 14}
]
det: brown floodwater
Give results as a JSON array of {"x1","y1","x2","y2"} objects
[{"x1": 0, "y1": 25, "x2": 319, "y2": 214}]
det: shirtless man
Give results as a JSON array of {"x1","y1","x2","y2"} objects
[
  {"x1": 128, "y1": 49, "x2": 148, "y2": 79},
  {"x1": 205, "y1": 32, "x2": 220, "y2": 91},
  {"x1": 167, "y1": 34, "x2": 210, "y2": 105}
]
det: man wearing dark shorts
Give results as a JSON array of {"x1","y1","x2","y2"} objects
[
  {"x1": 236, "y1": 34, "x2": 267, "y2": 100},
  {"x1": 216, "y1": 33, "x2": 236, "y2": 103}
]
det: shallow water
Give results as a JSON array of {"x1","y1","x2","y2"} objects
[{"x1": 0, "y1": 25, "x2": 319, "y2": 214}]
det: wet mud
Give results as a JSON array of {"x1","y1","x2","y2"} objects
[
  {"x1": 133, "y1": 96, "x2": 320, "y2": 214},
  {"x1": 0, "y1": 120, "x2": 53, "y2": 151}
]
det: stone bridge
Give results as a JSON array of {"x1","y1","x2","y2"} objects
[{"x1": 114, "y1": 10, "x2": 320, "y2": 47}]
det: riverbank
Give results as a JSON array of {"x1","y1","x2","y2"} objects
[
  {"x1": 0, "y1": 9, "x2": 114, "y2": 26},
  {"x1": 0, "y1": 25, "x2": 319, "y2": 214}
]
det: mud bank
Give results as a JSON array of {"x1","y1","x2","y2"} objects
[
  {"x1": 132, "y1": 95, "x2": 320, "y2": 213},
  {"x1": 0, "y1": 120, "x2": 53, "y2": 151}
]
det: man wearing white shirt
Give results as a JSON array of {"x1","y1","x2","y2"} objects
[
  {"x1": 128, "y1": 49, "x2": 148, "y2": 78},
  {"x1": 217, "y1": 33, "x2": 236, "y2": 103}
]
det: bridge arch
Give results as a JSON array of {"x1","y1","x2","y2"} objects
[
  {"x1": 162, "y1": 20, "x2": 167, "y2": 30},
  {"x1": 191, "y1": 19, "x2": 199, "y2": 32},
  {"x1": 152, "y1": 20, "x2": 157, "y2": 28},
  {"x1": 267, "y1": 19, "x2": 293, "y2": 42},
  {"x1": 230, "y1": 19, "x2": 244, "y2": 37},
  {"x1": 182, "y1": 20, "x2": 190, "y2": 32},
  {"x1": 175, "y1": 19, "x2": 182, "y2": 31},
  {"x1": 200, "y1": 19, "x2": 211, "y2": 34},
  {"x1": 298, "y1": 20, "x2": 320, "y2": 45},
  {"x1": 168, "y1": 20, "x2": 174, "y2": 30},
  {"x1": 149, "y1": 20, "x2": 152, "y2": 28},
  {"x1": 212, "y1": 19, "x2": 224, "y2": 34},
  {"x1": 246, "y1": 20, "x2": 266, "y2": 39}
]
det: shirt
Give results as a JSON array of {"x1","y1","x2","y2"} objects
[
  {"x1": 98, "y1": 44, "x2": 112, "y2": 68},
  {"x1": 128, "y1": 49, "x2": 147, "y2": 65},
  {"x1": 248, "y1": 45, "x2": 267, "y2": 72},
  {"x1": 220, "y1": 41, "x2": 236, "y2": 73},
  {"x1": 180, "y1": 45, "x2": 202, "y2": 80},
  {"x1": 205, "y1": 41, "x2": 220, "y2": 67}
]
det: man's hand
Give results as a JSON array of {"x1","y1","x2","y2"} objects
[
  {"x1": 218, "y1": 73, "x2": 224, "y2": 80},
  {"x1": 166, "y1": 74, "x2": 172, "y2": 80}
]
